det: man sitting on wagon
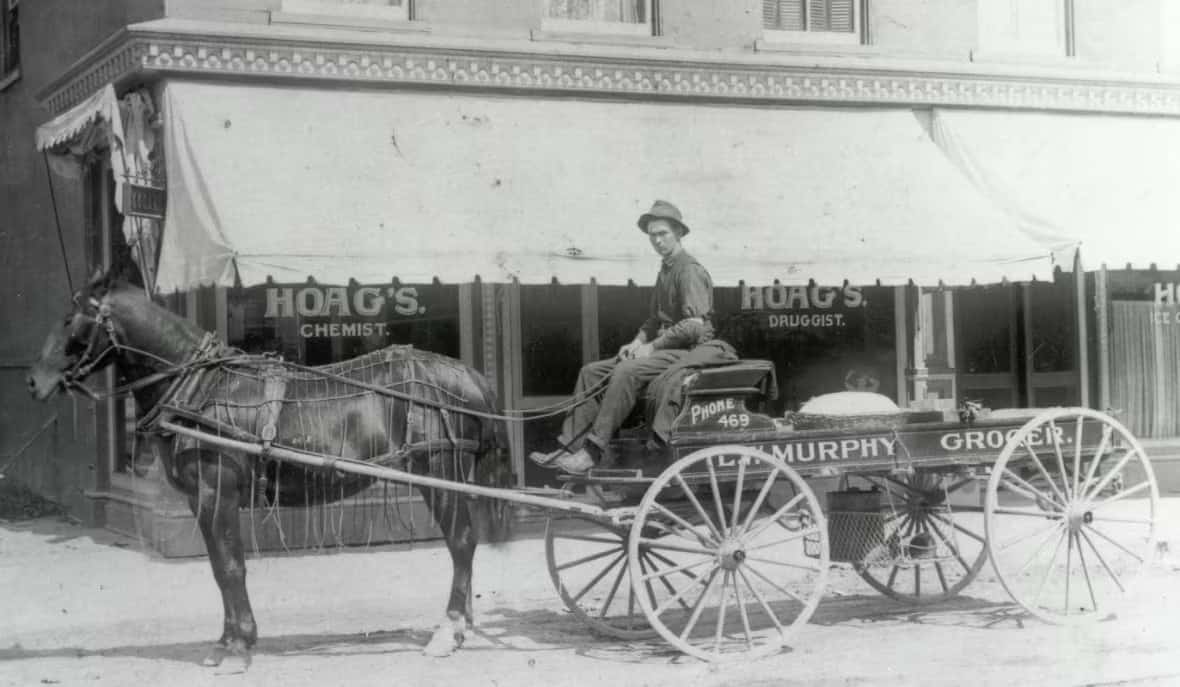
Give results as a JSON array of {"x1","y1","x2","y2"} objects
[{"x1": 530, "y1": 200, "x2": 737, "y2": 474}]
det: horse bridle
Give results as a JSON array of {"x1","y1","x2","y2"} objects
[{"x1": 61, "y1": 296, "x2": 120, "y2": 400}]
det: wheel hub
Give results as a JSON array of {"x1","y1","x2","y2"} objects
[
  {"x1": 1065, "y1": 502, "x2": 1094, "y2": 533},
  {"x1": 717, "y1": 540, "x2": 747, "y2": 571}
]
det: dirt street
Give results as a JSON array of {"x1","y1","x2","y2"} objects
[{"x1": 2, "y1": 505, "x2": 1180, "y2": 687}]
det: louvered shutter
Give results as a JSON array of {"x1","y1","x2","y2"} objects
[{"x1": 763, "y1": 0, "x2": 804, "y2": 31}]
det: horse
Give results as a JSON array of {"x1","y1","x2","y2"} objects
[{"x1": 27, "y1": 271, "x2": 511, "y2": 670}]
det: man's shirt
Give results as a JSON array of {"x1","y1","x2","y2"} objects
[{"x1": 640, "y1": 250, "x2": 717, "y2": 350}]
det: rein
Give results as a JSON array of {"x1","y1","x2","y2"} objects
[{"x1": 65, "y1": 294, "x2": 610, "y2": 430}]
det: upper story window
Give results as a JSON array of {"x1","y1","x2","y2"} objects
[
  {"x1": 762, "y1": 0, "x2": 862, "y2": 45},
  {"x1": 976, "y1": 0, "x2": 1072, "y2": 60},
  {"x1": 543, "y1": 0, "x2": 654, "y2": 36},
  {"x1": 1, "y1": 0, "x2": 19, "y2": 89},
  {"x1": 281, "y1": 0, "x2": 410, "y2": 22}
]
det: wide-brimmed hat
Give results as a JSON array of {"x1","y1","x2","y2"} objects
[{"x1": 637, "y1": 200, "x2": 690, "y2": 235}]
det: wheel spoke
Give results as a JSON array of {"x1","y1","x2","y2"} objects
[
  {"x1": 990, "y1": 507, "x2": 1065, "y2": 520},
  {"x1": 597, "y1": 557, "x2": 630, "y2": 620},
  {"x1": 996, "y1": 519, "x2": 1062, "y2": 553},
  {"x1": 557, "y1": 546, "x2": 622, "y2": 572},
  {"x1": 1075, "y1": 530, "x2": 1099, "y2": 612},
  {"x1": 1000, "y1": 469, "x2": 1065, "y2": 511},
  {"x1": 635, "y1": 537, "x2": 716, "y2": 557},
  {"x1": 647, "y1": 548, "x2": 703, "y2": 583},
  {"x1": 555, "y1": 533, "x2": 625, "y2": 546},
  {"x1": 652, "y1": 562, "x2": 715, "y2": 616},
  {"x1": 1079, "y1": 527, "x2": 1125, "y2": 593},
  {"x1": 572, "y1": 552, "x2": 625, "y2": 603},
  {"x1": 743, "y1": 527, "x2": 823, "y2": 553},
  {"x1": 737, "y1": 568, "x2": 785, "y2": 635},
  {"x1": 943, "y1": 476, "x2": 977, "y2": 497},
  {"x1": 639, "y1": 555, "x2": 714, "y2": 583},
  {"x1": 675, "y1": 474, "x2": 724, "y2": 542},
  {"x1": 1090, "y1": 515, "x2": 1153, "y2": 526},
  {"x1": 713, "y1": 571, "x2": 732, "y2": 655},
  {"x1": 924, "y1": 515, "x2": 971, "y2": 573},
  {"x1": 863, "y1": 474, "x2": 918, "y2": 503},
  {"x1": 886, "y1": 565, "x2": 900, "y2": 590},
  {"x1": 1089, "y1": 481, "x2": 1153, "y2": 511},
  {"x1": 1032, "y1": 529, "x2": 1069, "y2": 607},
  {"x1": 731, "y1": 460, "x2": 747, "y2": 533},
  {"x1": 1080, "y1": 425, "x2": 1114, "y2": 495},
  {"x1": 1084, "y1": 524, "x2": 1146, "y2": 564},
  {"x1": 934, "y1": 561, "x2": 949, "y2": 592},
  {"x1": 1064, "y1": 526, "x2": 1074, "y2": 613},
  {"x1": 642, "y1": 552, "x2": 697, "y2": 612},
  {"x1": 636, "y1": 554, "x2": 660, "y2": 611},
  {"x1": 705, "y1": 459, "x2": 730, "y2": 538},
  {"x1": 1072, "y1": 417, "x2": 1085, "y2": 499},
  {"x1": 743, "y1": 559, "x2": 810, "y2": 606},
  {"x1": 734, "y1": 569, "x2": 754, "y2": 649},
  {"x1": 1084, "y1": 448, "x2": 1137, "y2": 502},
  {"x1": 677, "y1": 568, "x2": 720, "y2": 641},
  {"x1": 1021, "y1": 441, "x2": 1071, "y2": 509},
  {"x1": 882, "y1": 473, "x2": 931, "y2": 499},
  {"x1": 1048, "y1": 419, "x2": 1073, "y2": 501},
  {"x1": 651, "y1": 502, "x2": 717, "y2": 547},
  {"x1": 930, "y1": 511, "x2": 988, "y2": 544},
  {"x1": 1014, "y1": 523, "x2": 1066, "y2": 578},
  {"x1": 745, "y1": 492, "x2": 807, "y2": 541},
  {"x1": 740, "y1": 468, "x2": 781, "y2": 535},
  {"x1": 744, "y1": 556, "x2": 823, "y2": 573}
]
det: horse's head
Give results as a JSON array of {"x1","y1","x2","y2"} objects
[{"x1": 28, "y1": 270, "x2": 122, "y2": 402}]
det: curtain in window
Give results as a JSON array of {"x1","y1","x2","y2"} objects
[
  {"x1": 763, "y1": 0, "x2": 853, "y2": 32},
  {"x1": 1110, "y1": 302, "x2": 1180, "y2": 438},
  {"x1": 547, "y1": 0, "x2": 644, "y2": 23}
]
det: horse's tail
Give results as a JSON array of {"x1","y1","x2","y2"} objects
[{"x1": 469, "y1": 377, "x2": 514, "y2": 545}]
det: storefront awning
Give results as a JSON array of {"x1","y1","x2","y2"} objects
[
  {"x1": 932, "y1": 109, "x2": 1180, "y2": 270},
  {"x1": 157, "y1": 82, "x2": 1056, "y2": 291}
]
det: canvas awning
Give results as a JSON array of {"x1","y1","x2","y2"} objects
[
  {"x1": 156, "y1": 81, "x2": 1057, "y2": 291},
  {"x1": 931, "y1": 109, "x2": 1180, "y2": 270}
]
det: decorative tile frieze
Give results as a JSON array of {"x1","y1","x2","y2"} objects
[{"x1": 40, "y1": 29, "x2": 1180, "y2": 118}]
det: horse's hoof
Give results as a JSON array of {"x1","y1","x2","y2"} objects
[
  {"x1": 422, "y1": 626, "x2": 464, "y2": 657},
  {"x1": 201, "y1": 644, "x2": 252, "y2": 673}
]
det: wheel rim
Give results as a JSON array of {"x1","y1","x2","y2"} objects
[
  {"x1": 985, "y1": 408, "x2": 1159, "y2": 624},
  {"x1": 545, "y1": 516, "x2": 656, "y2": 639},
  {"x1": 627, "y1": 445, "x2": 829, "y2": 662}
]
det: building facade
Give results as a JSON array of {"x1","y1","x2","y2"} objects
[{"x1": 4, "y1": 0, "x2": 1179, "y2": 553}]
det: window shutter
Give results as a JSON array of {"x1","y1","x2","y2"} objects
[
  {"x1": 763, "y1": 0, "x2": 804, "y2": 31},
  {"x1": 807, "y1": 0, "x2": 854, "y2": 33}
]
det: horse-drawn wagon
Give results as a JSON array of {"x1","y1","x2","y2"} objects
[{"x1": 28, "y1": 277, "x2": 1161, "y2": 665}]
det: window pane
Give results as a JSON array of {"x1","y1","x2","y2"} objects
[
  {"x1": 547, "y1": 0, "x2": 647, "y2": 23},
  {"x1": 597, "y1": 285, "x2": 652, "y2": 358},
  {"x1": 763, "y1": 0, "x2": 804, "y2": 30},
  {"x1": 520, "y1": 285, "x2": 582, "y2": 396},
  {"x1": 956, "y1": 287, "x2": 1013, "y2": 374},
  {"x1": 1029, "y1": 280, "x2": 1074, "y2": 373}
]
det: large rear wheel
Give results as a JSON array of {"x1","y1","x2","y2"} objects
[{"x1": 985, "y1": 408, "x2": 1159, "y2": 624}]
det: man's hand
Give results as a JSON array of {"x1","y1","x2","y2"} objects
[{"x1": 631, "y1": 343, "x2": 655, "y2": 359}]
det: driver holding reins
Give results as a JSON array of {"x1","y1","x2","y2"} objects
[{"x1": 530, "y1": 200, "x2": 737, "y2": 474}]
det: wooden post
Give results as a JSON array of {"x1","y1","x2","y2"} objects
[
  {"x1": 1074, "y1": 250, "x2": 1090, "y2": 407},
  {"x1": 1096, "y1": 265, "x2": 1111, "y2": 410},
  {"x1": 894, "y1": 286, "x2": 908, "y2": 407}
]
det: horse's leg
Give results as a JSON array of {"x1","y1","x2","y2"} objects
[
  {"x1": 420, "y1": 485, "x2": 477, "y2": 657},
  {"x1": 183, "y1": 450, "x2": 257, "y2": 671}
]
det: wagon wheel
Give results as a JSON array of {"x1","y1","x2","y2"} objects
[
  {"x1": 545, "y1": 515, "x2": 656, "y2": 639},
  {"x1": 626, "y1": 445, "x2": 829, "y2": 662},
  {"x1": 984, "y1": 408, "x2": 1159, "y2": 624},
  {"x1": 852, "y1": 470, "x2": 988, "y2": 605}
]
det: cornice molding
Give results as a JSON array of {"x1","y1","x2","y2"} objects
[{"x1": 38, "y1": 21, "x2": 1180, "y2": 117}]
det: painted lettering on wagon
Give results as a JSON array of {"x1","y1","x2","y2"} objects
[{"x1": 938, "y1": 424, "x2": 1065, "y2": 452}]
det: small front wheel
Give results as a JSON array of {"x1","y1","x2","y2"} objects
[{"x1": 627, "y1": 445, "x2": 828, "y2": 662}]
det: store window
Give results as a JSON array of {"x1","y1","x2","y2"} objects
[
  {"x1": 596, "y1": 284, "x2": 653, "y2": 358},
  {"x1": 1, "y1": 0, "x2": 19, "y2": 89},
  {"x1": 543, "y1": 0, "x2": 654, "y2": 36},
  {"x1": 955, "y1": 285, "x2": 1018, "y2": 410},
  {"x1": 519, "y1": 284, "x2": 583, "y2": 396},
  {"x1": 976, "y1": 0, "x2": 1073, "y2": 59},
  {"x1": 227, "y1": 281, "x2": 460, "y2": 367},
  {"x1": 762, "y1": 0, "x2": 863, "y2": 44},
  {"x1": 280, "y1": 0, "x2": 410, "y2": 22},
  {"x1": 715, "y1": 283, "x2": 896, "y2": 413}
]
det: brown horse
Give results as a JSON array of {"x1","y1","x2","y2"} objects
[{"x1": 27, "y1": 272, "x2": 511, "y2": 670}]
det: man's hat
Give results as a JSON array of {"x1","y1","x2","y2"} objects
[{"x1": 637, "y1": 200, "x2": 690, "y2": 236}]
